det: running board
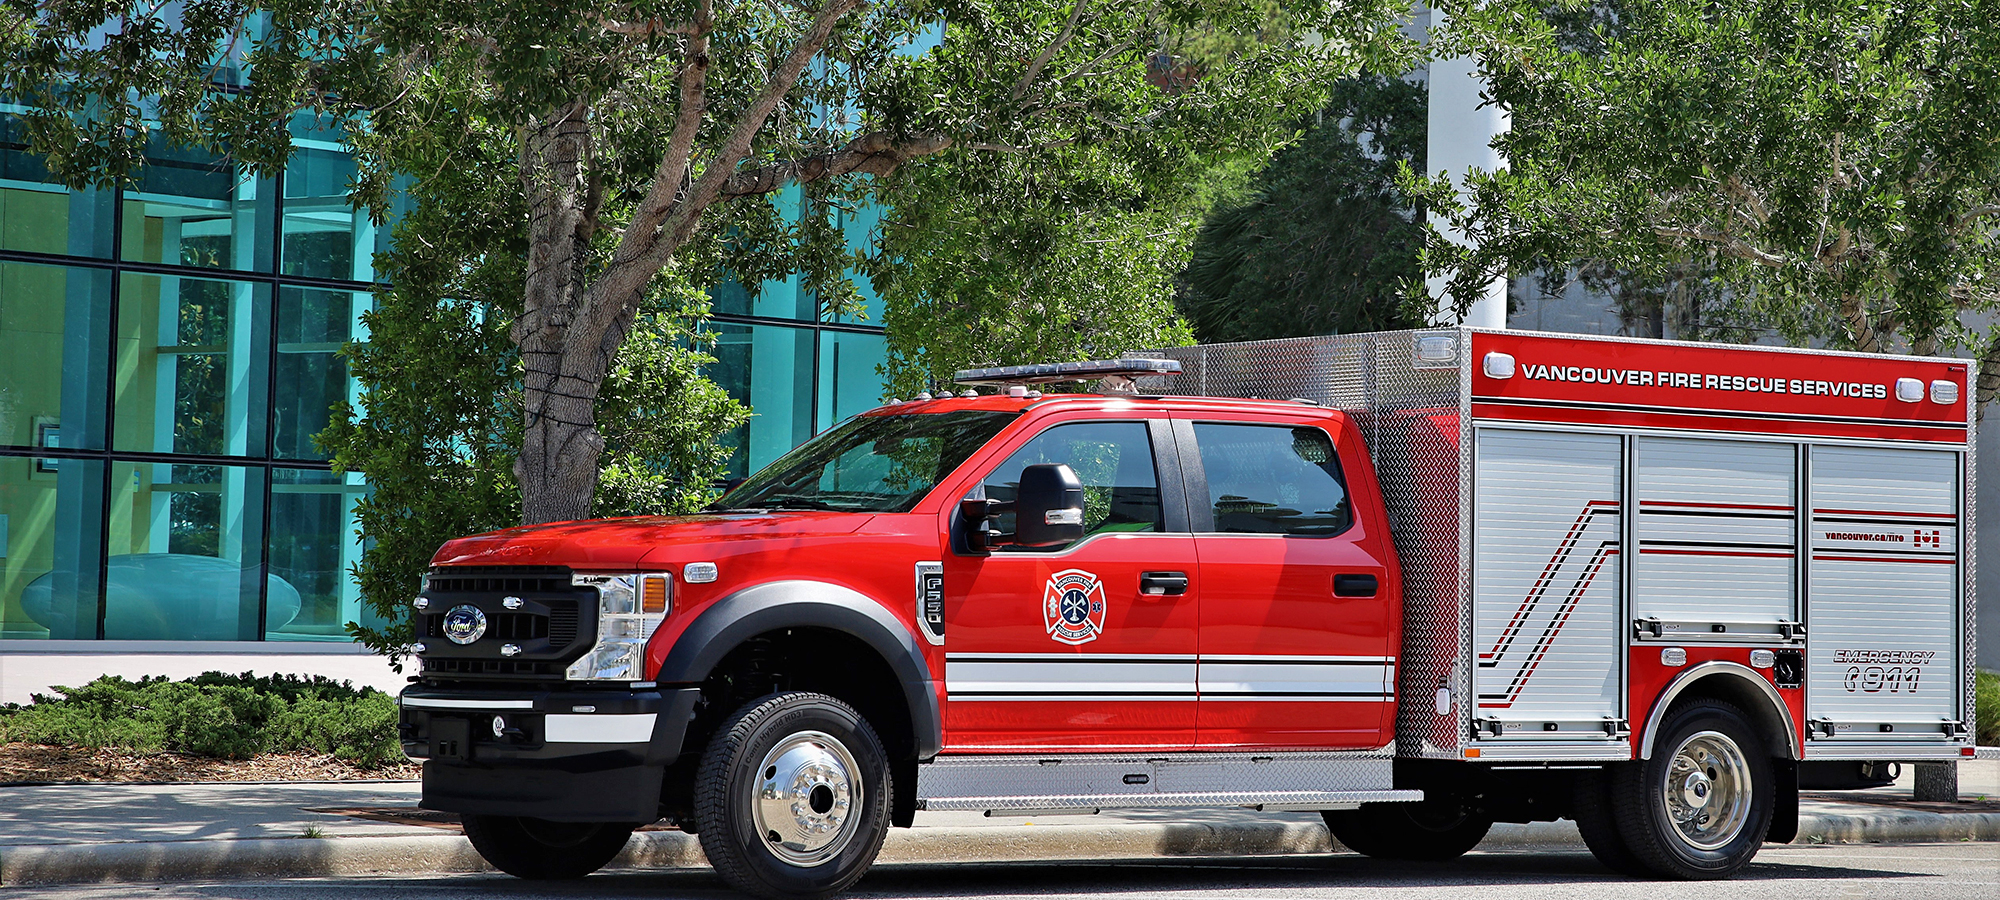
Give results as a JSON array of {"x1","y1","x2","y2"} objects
[
  {"x1": 916, "y1": 751, "x2": 1420, "y2": 814},
  {"x1": 919, "y1": 789, "x2": 1423, "y2": 813}
]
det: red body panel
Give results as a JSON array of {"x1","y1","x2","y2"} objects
[
  {"x1": 1627, "y1": 645, "x2": 1804, "y2": 759},
  {"x1": 1471, "y1": 331, "x2": 1970, "y2": 444},
  {"x1": 1183, "y1": 411, "x2": 1401, "y2": 750}
]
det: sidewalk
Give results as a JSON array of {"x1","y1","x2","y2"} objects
[{"x1": 3, "y1": 760, "x2": 1995, "y2": 886}]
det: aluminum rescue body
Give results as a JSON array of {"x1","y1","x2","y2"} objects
[{"x1": 398, "y1": 329, "x2": 1975, "y2": 899}]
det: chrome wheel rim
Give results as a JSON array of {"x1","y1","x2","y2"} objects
[
  {"x1": 751, "y1": 730, "x2": 861, "y2": 867},
  {"x1": 1660, "y1": 730, "x2": 1752, "y2": 850}
]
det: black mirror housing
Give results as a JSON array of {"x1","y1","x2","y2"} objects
[{"x1": 1013, "y1": 463, "x2": 1085, "y2": 547}]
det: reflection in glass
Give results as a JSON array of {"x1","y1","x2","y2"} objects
[
  {"x1": 102, "y1": 461, "x2": 271, "y2": 640},
  {"x1": 275, "y1": 288, "x2": 366, "y2": 460},
  {"x1": 1, "y1": 457, "x2": 107, "y2": 639},
  {"x1": 121, "y1": 133, "x2": 274, "y2": 272},
  {"x1": 114, "y1": 274, "x2": 270, "y2": 456},
  {"x1": 268, "y1": 468, "x2": 368, "y2": 641},
  {"x1": 0, "y1": 261, "x2": 111, "y2": 451},
  {"x1": 708, "y1": 321, "x2": 815, "y2": 477}
]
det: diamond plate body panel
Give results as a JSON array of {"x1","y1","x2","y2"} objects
[
  {"x1": 1137, "y1": 330, "x2": 1472, "y2": 758},
  {"x1": 916, "y1": 750, "x2": 1401, "y2": 810}
]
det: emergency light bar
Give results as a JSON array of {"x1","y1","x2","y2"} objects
[{"x1": 952, "y1": 358, "x2": 1181, "y2": 386}]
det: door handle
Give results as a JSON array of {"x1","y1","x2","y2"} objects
[
  {"x1": 1333, "y1": 574, "x2": 1378, "y2": 597},
  {"x1": 1139, "y1": 571, "x2": 1189, "y2": 596}
]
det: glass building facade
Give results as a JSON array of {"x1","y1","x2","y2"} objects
[{"x1": 0, "y1": 119, "x2": 888, "y2": 644}]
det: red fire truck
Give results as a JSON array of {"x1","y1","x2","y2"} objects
[{"x1": 399, "y1": 328, "x2": 1976, "y2": 899}]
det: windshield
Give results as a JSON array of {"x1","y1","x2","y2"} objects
[{"x1": 714, "y1": 411, "x2": 1020, "y2": 513}]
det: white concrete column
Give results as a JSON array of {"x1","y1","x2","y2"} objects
[{"x1": 1425, "y1": 6, "x2": 1510, "y2": 330}]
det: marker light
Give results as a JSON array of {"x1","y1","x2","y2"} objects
[{"x1": 640, "y1": 575, "x2": 670, "y2": 614}]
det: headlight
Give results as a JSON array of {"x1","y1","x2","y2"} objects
[{"x1": 566, "y1": 573, "x2": 671, "y2": 681}]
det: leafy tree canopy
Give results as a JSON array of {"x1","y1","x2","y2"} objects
[
  {"x1": 1413, "y1": 0, "x2": 2000, "y2": 405},
  {"x1": 3, "y1": 0, "x2": 1418, "y2": 525},
  {"x1": 1176, "y1": 73, "x2": 1425, "y2": 343}
]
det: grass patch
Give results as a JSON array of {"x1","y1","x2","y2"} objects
[{"x1": 0, "y1": 672, "x2": 404, "y2": 769}]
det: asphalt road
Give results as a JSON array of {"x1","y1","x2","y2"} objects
[{"x1": 21, "y1": 843, "x2": 1998, "y2": 900}]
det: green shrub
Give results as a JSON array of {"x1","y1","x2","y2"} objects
[
  {"x1": 0, "y1": 672, "x2": 404, "y2": 768},
  {"x1": 1978, "y1": 670, "x2": 1998, "y2": 747}
]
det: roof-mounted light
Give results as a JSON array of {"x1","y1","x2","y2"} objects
[{"x1": 952, "y1": 358, "x2": 1182, "y2": 387}]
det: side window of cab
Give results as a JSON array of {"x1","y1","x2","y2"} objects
[
  {"x1": 976, "y1": 421, "x2": 1164, "y2": 543},
  {"x1": 1191, "y1": 422, "x2": 1351, "y2": 535}
]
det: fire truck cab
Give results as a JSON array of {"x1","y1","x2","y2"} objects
[{"x1": 399, "y1": 329, "x2": 1976, "y2": 899}]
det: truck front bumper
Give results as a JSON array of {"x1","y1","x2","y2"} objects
[{"x1": 399, "y1": 684, "x2": 702, "y2": 823}]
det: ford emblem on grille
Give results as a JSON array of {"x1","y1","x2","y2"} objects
[{"x1": 442, "y1": 605, "x2": 488, "y2": 645}]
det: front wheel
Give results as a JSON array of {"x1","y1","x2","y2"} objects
[
  {"x1": 1322, "y1": 801, "x2": 1493, "y2": 860},
  {"x1": 694, "y1": 691, "x2": 891, "y2": 900},
  {"x1": 460, "y1": 815, "x2": 635, "y2": 879},
  {"x1": 1609, "y1": 699, "x2": 1774, "y2": 879}
]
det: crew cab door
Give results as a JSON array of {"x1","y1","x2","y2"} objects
[
  {"x1": 940, "y1": 416, "x2": 1199, "y2": 751},
  {"x1": 1176, "y1": 415, "x2": 1397, "y2": 750}
]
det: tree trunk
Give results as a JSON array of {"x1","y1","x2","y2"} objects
[{"x1": 514, "y1": 101, "x2": 608, "y2": 525}]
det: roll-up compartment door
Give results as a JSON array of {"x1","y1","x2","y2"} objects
[
  {"x1": 1807, "y1": 446, "x2": 1959, "y2": 739},
  {"x1": 1633, "y1": 438, "x2": 1798, "y2": 640},
  {"x1": 1473, "y1": 429, "x2": 1623, "y2": 737}
]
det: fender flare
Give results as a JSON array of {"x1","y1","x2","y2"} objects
[
  {"x1": 654, "y1": 580, "x2": 941, "y2": 759},
  {"x1": 1639, "y1": 661, "x2": 1800, "y2": 760}
]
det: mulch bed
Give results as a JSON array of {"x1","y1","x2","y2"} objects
[{"x1": 0, "y1": 742, "x2": 420, "y2": 784}]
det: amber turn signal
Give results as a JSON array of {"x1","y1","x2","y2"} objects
[{"x1": 640, "y1": 575, "x2": 670, "y2": 614}]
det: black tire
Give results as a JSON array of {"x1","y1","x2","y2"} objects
[
  {"x1": 1572, "y1": 766, "x2": 1649, "y2": 876},
  {"x1": 1610, "y1": 699, "x2": 1774, "y2": 879},
  {"x1": 1322, "y1": 800, "x2": 1493, "y2": 860},
  {"x1": 695, "y1": 691, "x2": 892, "y2": 900},
  {"x1": 460, "y1": 814, "x2": 635, "y2": 879}
]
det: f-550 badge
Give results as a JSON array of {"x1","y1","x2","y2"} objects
[{"x1": 1044, "y1": 569, "x2": 1106, "y2": 645}]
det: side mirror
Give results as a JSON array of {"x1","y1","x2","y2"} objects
[{"x1": 1013, "y1": 463, "x2": 1085, "y2": 548}]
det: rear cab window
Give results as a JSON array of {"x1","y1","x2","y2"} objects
[{"x1": 1189, "y1": 421, "x2": 1351, "y2": 536}]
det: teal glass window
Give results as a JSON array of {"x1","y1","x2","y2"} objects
[
  {"x1": 817, "y1": 330, "x2": 887, "y2": 425},
  {"x1": 0, "y1": 116, "x2": 114, "y2": 258},
  {"x1": 282, "y1": 146, "x2": 381, "y2": 282},
  {"x1": 710, "y1": 321, "x2": 816, "y2": 477},
  {"x1": 267, "y1": 468, "x2": 369, "y2": 641},
  {"x1": 1, "y1": 457, "x2": 107, "y2": 639},
  {"x1": 102, "y1": 461, "x2": 268, "y2": 640},
  {"x1": 274, "y1": 287, "x2": 366, "y2": 460},
  {"x1": 120, "y1": 134, "x2": 275, "y2": 273},
  {"x1": 1, "y1": 261, "x2": 111, "y2": 452},
  {"x1": 114, "y1": 273, "x2": 271, "y2": 456}
]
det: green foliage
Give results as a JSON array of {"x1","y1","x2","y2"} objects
[
  {"x1": 1177, "y1": 74, "x2": 1426, "y2": 343},
  {"x1": 0, "y1": 672, "x2": 404, "y2": 768},
  {"x1": 869, "y1": 3, "x2": 1417, "y2": 394},
  {"x1": 1413, "y1": 0, "x2": 2000, "y2": 387},
  {"x1": 595, "y1": 297, "x2": 752, "y2": 518},
  {"x1": 1978, "y1": 670, "x2": 1999, "y2": 748}
]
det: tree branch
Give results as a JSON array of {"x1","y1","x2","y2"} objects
[
  {"x1": 721, "y1": 131, "x2": 955, "y2": 197},
  {"x1": 1653, "y1": 226, "x2": 1790, "y2": 268},
  {"x1": 600, "y1": 17, "x2": 701, "y2": 36},
  {"x1": 1009, "y1": 0, "x2": 1088, "y2": 103},
  {"x1": 627, "y1": 0, "x2": 712, "y2": 236}
]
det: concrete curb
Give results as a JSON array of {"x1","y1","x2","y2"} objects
[{"x1": 6, "y1": 812, "x2": 1997, "y2": 886}]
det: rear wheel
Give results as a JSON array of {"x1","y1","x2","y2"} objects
[
  {"x1": 1322, "y1": 800, "x2": 1493, "y2": 860},
  {"x1": 1610, "y1": 699, "x2": 1774, "y2": 879},
  {"x1": 461, "y1": 815, "x2": 635, "y2": 879},
  {"x1": 694, "y1": 691, "x2": 891, "y2": 900}
]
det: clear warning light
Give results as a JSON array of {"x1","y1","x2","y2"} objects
[
  {"x1": 1482, "y1": 351, "x2": 1516, "y2": 379},
  {"x1": 1894, "y1": 378, "x2": 1925, "y2": 402},
  {"x1": 1930, "y1": 380, "x2": 1959, "y2": 404}
]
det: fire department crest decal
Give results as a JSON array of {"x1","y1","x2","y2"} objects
[{"x1": 1043, "y1": 569, "x2": 1107, "y2": 645}]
